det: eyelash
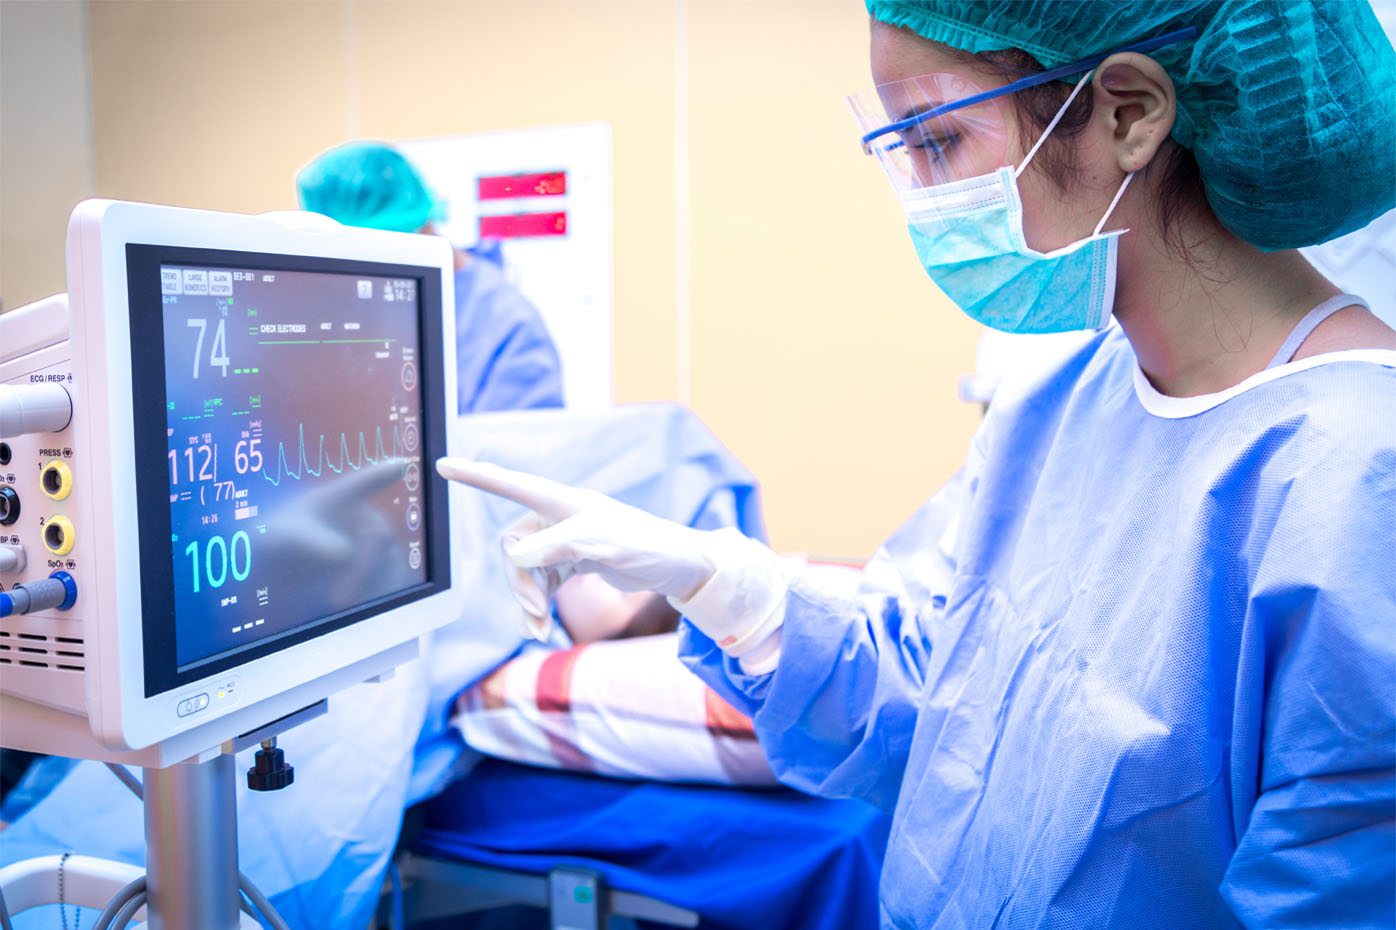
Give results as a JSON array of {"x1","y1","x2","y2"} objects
[{"x1": 908, "y1": 132, "x2": 959, "y2": 157}]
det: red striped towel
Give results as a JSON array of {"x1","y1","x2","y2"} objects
[{"x1": 451, "y1": 632, "x2": 777, "y2": 786}]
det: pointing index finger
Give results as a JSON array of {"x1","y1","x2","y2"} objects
[{"x1": 434, "y1": 457, "x2": 582, "y2": 521}]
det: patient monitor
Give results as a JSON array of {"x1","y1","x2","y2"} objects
[{"x1": 0, "y1": 200, "x2": 464, "y2": 927}]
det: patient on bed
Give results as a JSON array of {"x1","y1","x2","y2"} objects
[
  {"x1": 453, "y1": 571, "x2": 780, "y2": 787},
  {"x1": 556, "y1": 573, "x2": 681, "y2": 641}
]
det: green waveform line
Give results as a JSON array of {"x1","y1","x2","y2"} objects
[
  {"x1": 261, "y1": 421, "x2": 406, "y2": 486},
  {"x1": 255, "y1": 337, "x2": 398, "y2": 345}
]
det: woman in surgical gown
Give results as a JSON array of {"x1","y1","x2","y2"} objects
[{"x1": 438, "y1": 2, "x2": 1396, "y2": 926}]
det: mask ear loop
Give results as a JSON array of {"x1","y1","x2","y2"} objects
[
  {"x1": 1093, "y1": 171, "x2": 1134, "y2": 236},
  {"x1": 1012, "y1": 69, "x2": 1135, "y2": 236},
  {"x1": 1014, "y1": 70, "x2": 1094, "y2": 178}
]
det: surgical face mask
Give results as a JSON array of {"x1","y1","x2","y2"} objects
[
  {"x1": 848, "y1": 28, "x2": 1198, "y2": 333},
  {"x1": 904, "y1": 75, "x2": 1132, "y2": 333}
]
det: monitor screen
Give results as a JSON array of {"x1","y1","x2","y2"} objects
[{"x1": 126, "y1": 245, "x2": 450, "y2": 698}]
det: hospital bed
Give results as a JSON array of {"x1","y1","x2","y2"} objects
[
  {"x1": 382, "y1": 758, "x2": 891, "y2": 930},
  {"x1": 379, "y1": 402, "x2": 891, "y2": 928},
  {"x1": 3, "y1": 738, "x2": 890, "y2": 930}
]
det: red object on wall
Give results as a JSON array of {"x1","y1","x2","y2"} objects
[
  {"x1": 476, "y1": 171, "x2": 567, "y2": 201},
  {"x1": 479, "y1": 211, "x2": 568, "y2": 239}
]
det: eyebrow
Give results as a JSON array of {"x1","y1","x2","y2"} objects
[{"x1": 897, "y1": 103, "x2": 946, "y2": 124}]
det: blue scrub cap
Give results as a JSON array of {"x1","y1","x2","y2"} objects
[
  {"x1": 296, "y1": 141, "x2": 445, "y2": 233},
  {"x1": 865, "y1": 1, "x2": 1396, "y2": 250}
]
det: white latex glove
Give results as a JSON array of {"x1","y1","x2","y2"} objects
[{"x1": 436, "y1": 458, "x2": 790, "y2": 658}]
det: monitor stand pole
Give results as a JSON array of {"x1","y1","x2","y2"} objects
[{"x1": 143, "y1": 751, "x2": 243, "y2": 930}]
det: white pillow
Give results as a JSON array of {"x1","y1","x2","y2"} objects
[{"x1": 451, "y1": 633, "x2": 777, "y2": 786}]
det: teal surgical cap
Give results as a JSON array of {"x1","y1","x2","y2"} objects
[
  {"x1": 296, "y1": 141, "x2": 444, "y2": 233},
  {"x1": 865, "y1": 1, "x2": 1396, "y2": 250}
]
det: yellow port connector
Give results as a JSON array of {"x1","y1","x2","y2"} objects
[
  {"x1": 41, "y1": 460, "x2": 73, "y2": 501},
  {"x1": 44, "y1": 515, "x2": 75, "y2": 556}
]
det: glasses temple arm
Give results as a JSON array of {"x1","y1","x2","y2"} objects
[{"x1": 860, "y1": 24, "x2": 1199, "y2": 150}]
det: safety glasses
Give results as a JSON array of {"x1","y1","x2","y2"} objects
[{"x1": 848, "y1": 25, "x2": 1197, "y2": 191}]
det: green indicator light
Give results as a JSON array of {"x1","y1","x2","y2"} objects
[
  {"x1": 252, "y1": 368, "x2": 260, "y2": 373},
  {"x1": 574, "y1": 888, "x2": 593, "y2": 904}
]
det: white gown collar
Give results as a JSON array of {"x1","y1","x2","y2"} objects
[{"x1": 1132, "y1": 348, "x2": 1396, "y2": 419}]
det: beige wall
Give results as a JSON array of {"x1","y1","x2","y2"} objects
[
  {"x1": 688, "y1": 1, "x2": 983, "y2": 558},
  {"x1": 1, "y1": 0, "x2": 983, "y2": 558},
  {"x1": 1, "y1": 0, "x2": 96, "y2": 312}
]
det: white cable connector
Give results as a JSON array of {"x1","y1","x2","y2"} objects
[
  {"x1": 0, "y1": 382, "x2": 73, "y2": 438},
  {"x1": 0, "y1": 543, "x2": 25, "y2": 574}
]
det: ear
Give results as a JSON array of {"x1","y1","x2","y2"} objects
[{"x1": 1091, "y1": 52, "x2": 1176, "y2": 173}]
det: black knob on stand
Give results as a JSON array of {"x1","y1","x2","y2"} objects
[{"x1": 247, "y1": 737, "x2": 294, "y2": 791}]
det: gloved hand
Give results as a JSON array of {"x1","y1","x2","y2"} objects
[{"x1": 436, "y1": 458, "x2": 790, "y2": 655}]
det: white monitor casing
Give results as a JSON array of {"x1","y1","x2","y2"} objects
[{"x1": 0, "y1": 200, "x2": 464, "y2": 766}]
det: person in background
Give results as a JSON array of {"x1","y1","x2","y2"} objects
[{"x1": 297, "y1": 140, "x2": 565, "y2": 414}]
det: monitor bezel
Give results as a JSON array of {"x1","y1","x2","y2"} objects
[{"x1": 125, "y1": 244, "x2": 451, "y2": 698}]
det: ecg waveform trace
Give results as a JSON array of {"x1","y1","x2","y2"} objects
[{"x1": 262, "y1": 422, "x2": 410, "y2": 486}]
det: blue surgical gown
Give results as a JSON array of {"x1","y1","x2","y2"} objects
[
  {"x1": 682, "y1": 328, "x2": 1396, "y2": 928},
  {"x1": 454, "y1": 259, "x2": 565, "y2": 414}
]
